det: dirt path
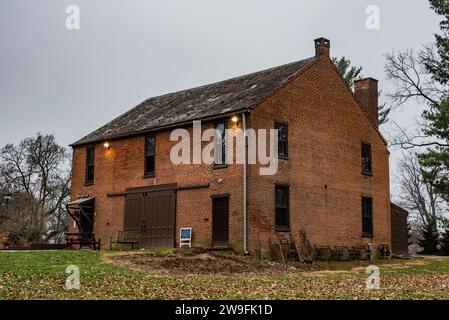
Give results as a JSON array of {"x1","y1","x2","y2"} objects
[
  {"x1": 107, "y1": 250, "x2": 299, "y2": 276},
  {"x1": 105, "y1": 249, "x2": 440, "y2": 278}
]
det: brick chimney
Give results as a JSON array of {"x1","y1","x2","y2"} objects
[
  {"x1": 354, "y1": 78, "x2": 379, "y2": 127},
  {"x1": 314, "y1": 37, "x2": 330, "y2": 57}
]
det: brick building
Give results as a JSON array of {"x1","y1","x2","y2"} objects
[{"x1": 68, "y1": 38, "x2": 392, "y2": 255}]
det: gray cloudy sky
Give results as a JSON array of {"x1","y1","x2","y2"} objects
[{"x1": 0, "y1": 0, "x2": 441, "y2": 196}]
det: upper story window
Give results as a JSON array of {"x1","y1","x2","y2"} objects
[
  {"x1": 214, "y1": 122, "x2": 227, "y2": 166},
  {"x1": 275, "y1": 122, "x2": 288, "y2": 158},
  {"x1": 275, "y1": 185, "x2": 290, "y2": 231},
  {"x1": 361, "y1": 143, "x2": 372, "y2": 175},
  {"x1": 362, "y1": 197, "x2": 373, "y2": 237},
  {"x1": 144, "y1": 135, "x2": 156, "y2": 177},
  {"x1": 85, "y1": 146, "x2": 95, "y2": 184}
]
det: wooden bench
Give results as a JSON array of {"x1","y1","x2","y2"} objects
[
  {"x1": 349, "y1": 246, "x2": 368, "y2": 260},
  {"x1": 110, "y1": 230, "x2": 141, "y2": 251},
  {"x1": 332, "y1": 246, "x2": 350, "y2": 261},
  {"x1": 313, "y1": 245, "x2": 332, "y2": 261},
  {"x1": 66, "y1": 233, "x2": 101, "y2": 250}
]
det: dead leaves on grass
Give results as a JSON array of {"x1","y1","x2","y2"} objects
[{"x1": 1, "y1": 251, "x2": 449, "y2": 300}]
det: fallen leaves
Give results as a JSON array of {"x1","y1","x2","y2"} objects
[{"x1": 0, "y1": 250, "x2": 449, "y2": 300}]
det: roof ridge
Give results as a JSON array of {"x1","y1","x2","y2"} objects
[{"x1": 143, "y1": 57, "x2": 316, "y2": 101}]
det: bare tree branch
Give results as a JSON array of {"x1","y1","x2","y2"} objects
[
  {"x1": 396, "y1": 152, "x2": 445, "y2": 227},
  {"x1": 0, "y1": 134, "x2": 71, "y2": 244}
]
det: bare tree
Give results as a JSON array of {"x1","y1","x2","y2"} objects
[
  {"x1": 397, "y1": 152, "x2": 445, "y2": 227},
  {"x1": 385, "y1": 47, "x2": 449, "y2": 149},
  {"x1": 0, "y1": 133, "x2": 71, "y2": 244},
  {"x1": 385, "y1": 48, "x2": 444, "y2": 108}
]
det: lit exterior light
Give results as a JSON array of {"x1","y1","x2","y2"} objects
[
  {"x1": 231, "y1": 116, "x2": 239, "y2": 124},
  {"x1": 103, "y1": 142, "x2": 110, "y2": 150}
]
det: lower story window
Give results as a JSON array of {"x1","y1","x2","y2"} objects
[
  {"x1": 275, "y1": 185, "x2": 290, "y2": 230},
  {"x1": 362, "y1": 197, "x2": 373, "y2": 236}
]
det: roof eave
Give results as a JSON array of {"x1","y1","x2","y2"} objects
[{"x1": 70, "y1": 108, "x2": 251, "y2": 148}]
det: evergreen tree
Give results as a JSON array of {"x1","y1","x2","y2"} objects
[
  {"x1": 419, "y1": 98, "x2": 449, "y2": 202},
  {"x1": 425, "y1": 0, "x2": 449, "y2": 85},
  {"x1": 419, "y1": 0, "x2": 449, "y2": 202},
  {"x1": 332, "y1": 57, "x2": 362, "y2": 88},
  {"x1": 440, "y1": 225, "x2": 449, "y2": 255},
  {"x1": 418, "y1": 218, "x2": 440, "y2": 254}
]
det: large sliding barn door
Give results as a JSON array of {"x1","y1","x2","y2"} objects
[{"x1": 124, "y1": 187, "x2": 176, "y2": 248}]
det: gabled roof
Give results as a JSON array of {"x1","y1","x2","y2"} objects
[
  {"x1": 391, "y1": 202, "x2": 409, "y2": 215},
  {"x1": 71, "y1": 57, "x2": 317, "y2": 146}
]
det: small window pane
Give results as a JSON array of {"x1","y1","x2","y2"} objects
[
  {"x1": 276, "y1": 208, "x2": 288, "y2": 227},
  {"x1": 275, "y1": 186, "x2": 289, "y2": 229},
  {"x1": 214, "y1": 122, "x2": 226, "y2": 165},
  {"x1": 145, "y1": 135, "x2": 155, "y2": 175},
  {"x1": 275, "y1": 123, "x2": 288, "y2": 157},
  {"x1": 85, "y1": 147, "x2": 95, "y2": 183},
  {"x1": 86, "y1": 166, "x2": 94, "y2": 182},
  {"x1": 276, "y1": 188, "x2": 287, "y2": 207},
  {"x1": 362, "y1": 197, "x2": 373, "y2": 235},
  {"x1": 145, "y1": 136, "x2": 155, "y2": 156},
  {"x1": 87, "y1": 148, "x2": 95, "y2": 165},
  {"x1": 361, "y1": 143, "x2": 372, "y2": 174}
]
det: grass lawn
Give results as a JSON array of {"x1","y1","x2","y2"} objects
[{"x1": 0, "y1": 249, "x2": 449, "y2": 300}]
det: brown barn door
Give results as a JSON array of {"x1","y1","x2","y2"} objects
[
  {"x1": 124, "y1": 187, "x2": 176, "y2": 248},
  {"x1": 142, "y1": 190, "x2": 176, "y2": 248},
  {"x1": 212, "y1": 197, "x2": 229, "y2": 247},
  {"x1": 124, "y1": 192, "x2": 144, "y2": 233}
]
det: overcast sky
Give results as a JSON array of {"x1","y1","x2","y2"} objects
[{"x1": 0, "y1": 0, "x2": 441, "y2": 196}]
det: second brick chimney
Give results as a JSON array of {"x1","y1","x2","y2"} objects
[
  {"x1": 354, "y1": 78, "x2": 379, "y2": 127},
  {"x1": 315, "y1": 37, "x2": 330, "y2": 57}
]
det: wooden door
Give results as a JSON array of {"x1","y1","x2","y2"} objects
[
  {"x1": 124, "y1": 187, "x2": 176, "y2": 248},
  {"x1": 212, "y1": 197, "x2": 229, "y2": 247}
]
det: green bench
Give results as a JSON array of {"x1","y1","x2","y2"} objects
[{"x1": 110, "y1": 230, "x2": 141, "y2": 251}]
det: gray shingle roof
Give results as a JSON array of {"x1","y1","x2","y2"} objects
[{"x1": 72, "y1": 56, "x2": 316, "y2": 146}]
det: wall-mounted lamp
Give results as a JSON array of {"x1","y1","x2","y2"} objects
[
  {"x1": 231, "y1": 115, "x2": 239, "y2": 125},
  {"x1": 103, "y1": 142, "x2": 111, "y2": 150}
]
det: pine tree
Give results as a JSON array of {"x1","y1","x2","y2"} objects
[
  {"x1": 332, "y1": 57, "x2": 362, "y2": 88},
  {"x1": 419, "y1": 98, "x2": 449, "y2": 202},
  {"x1": 440, "y1": 227, "x2": 449, "y2": 255},
  {"x1": 418, "y1": 219, "x2": 440, "y2": 254},
  {"x1": 419, "y1": 0, "x2": 449, "y2": 202},
  {"x1": 439, "y1": 218, "x2": 449, "y2": 255}
]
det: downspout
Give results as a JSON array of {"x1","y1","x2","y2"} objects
[{"x1": 242, "y1": 112, "x2": 249, "y2": 255}]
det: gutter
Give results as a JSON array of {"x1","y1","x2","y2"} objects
[{"x1": 242, "y1": 112, "x2": 249, "y2": 255}]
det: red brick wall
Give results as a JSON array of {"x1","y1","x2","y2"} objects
[
  {"x1": 70, "y1": 121, "x2": 244, "y2": 250},
  {"x1": 247, "y1": 57, "x2": 391, "y2": 253}
]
